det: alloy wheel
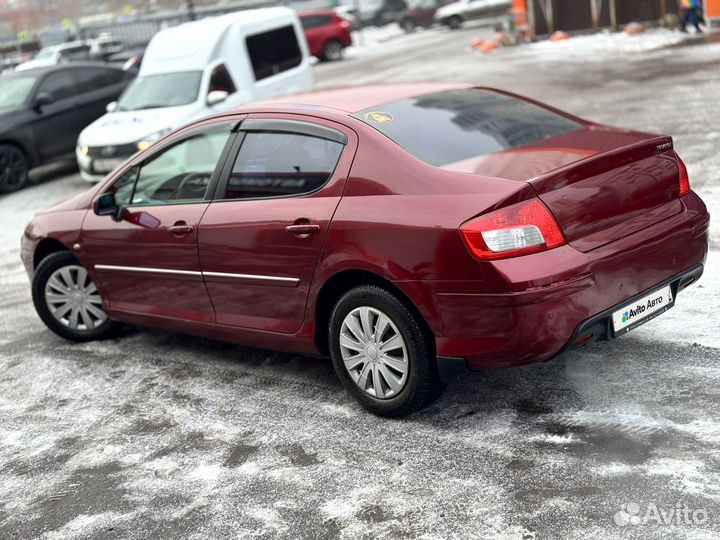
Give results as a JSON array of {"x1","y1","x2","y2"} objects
[
  {"x1": 0, "y1": 146, "x2": 28, "y2": 193},
  {"x1": 324, "y1": 40, "x2": 344, "y2": 61},
  {"x1": 339, "y1": 306, "x2": 409, "y2": 399}
]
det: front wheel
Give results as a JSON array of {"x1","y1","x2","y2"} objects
[
  {"x1": 0, "y1": 144, "x2": 28, "y2": 193},
  {"x1": 32, "y1": 251, "x2": 121, "y2": 342},
  {"x1": 329, "y1": 285, "x2": 441, "y2": 416}
]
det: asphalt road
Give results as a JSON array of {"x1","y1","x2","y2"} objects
[{"x1": 1, "y1": 26, "x2": 719, "y2": 540}]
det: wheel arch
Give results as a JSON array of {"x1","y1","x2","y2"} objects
[
  {"x1": 313, "y1": 268, "x2": 436, "y2": 356},
  {"x1": 0, "y1": 138, "x2": 36, "y2": 167},
  {"x1": 34, "y1": 238, "x2": 71, "y2": 269}
]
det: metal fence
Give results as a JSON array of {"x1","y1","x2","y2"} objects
[{"x1": 77, "y1": 0, "x2": 328, "y2": 48}]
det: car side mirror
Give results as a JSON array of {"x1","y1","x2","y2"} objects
[
  {"x1": 94, "y1": 192, "x2": 124, "y2": 221},
  {"x1": 106, "y1": 101, "x2": 118, "y2": 113},
  {"x1": 207, "y1": 90, "x2": 229, "y2": 107},
  {"x1": 33, "y1": 92, "x2": 53, "y2": 110}
]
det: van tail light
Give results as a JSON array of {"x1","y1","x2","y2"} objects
[
  {"x1": 676, "y1": 154, "x2": 690, "y2": 197},
  {"x1": 460, "y1": 198, "x2": 566, "y2": 261}
]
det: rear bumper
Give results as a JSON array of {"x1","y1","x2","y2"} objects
[{"x1": 406, "y1": 192, "x2": 710, "y2": 369}]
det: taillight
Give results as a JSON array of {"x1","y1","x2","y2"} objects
[
  {"x1": 340, "y1": 20, "x2": 351, "y2": 30},
  {"x1": 460, "y1": 198, "x2": 566, "y2": 260},
  {"x1": 677, "y1": 155, "x2": 690, "y2": 197}
]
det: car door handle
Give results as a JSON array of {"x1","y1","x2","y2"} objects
[
  {"x1": 169, "y1": 223, "x2": 194, "y2": 236},
  {"x1": 285, "y1": 224, "x2": 320, "y2": 236}
]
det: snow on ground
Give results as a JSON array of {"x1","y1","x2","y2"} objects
[{"x1": 1, "y1": 25, "x2": 720, "y2": 540}]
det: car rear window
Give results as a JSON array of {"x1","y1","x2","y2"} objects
[
  {"x1": 352, "y1": 89, "x2": 582, "y2": 167},
  {"x1": 301, "y1": 15, "x2": 333, "y2": 29}
]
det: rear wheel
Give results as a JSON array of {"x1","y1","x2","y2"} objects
[
  {"x1": 448, "y1": 15, "x2": 463, "y2": 30},
  {"x1": 322, "y1": 39, "x2": 345, "y2": 61},
  {"x1": 401, "y1": 18, "x2": 417, "y2": 33},
  {"x1": 32, "y1": 251, "x2": 121, "y2": 342},
  {"x1": 329, "y1": 285, "x2": 440, "y2": 416},
  {"x1": 0, "y1": 144, "x2": 28, "y2": 193}
]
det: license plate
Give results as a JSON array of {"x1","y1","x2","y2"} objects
[
  {"x1": 612, "y1": 284, "x2": 674, "y2": 335},
  {"x1": 93, "y1": 158, "x2": 124, "y2": 173}
]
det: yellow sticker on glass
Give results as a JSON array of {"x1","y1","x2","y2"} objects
[{"x1": 363, "y1": 111, "x2": 394, "y2": 124}]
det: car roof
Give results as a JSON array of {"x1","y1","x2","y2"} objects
[
  {"x1": 298, "y1": 9, "x2": 338, "y2": 17},
  {"x1": 248, "y1": 82, "x2": 472, "y2": 115}
]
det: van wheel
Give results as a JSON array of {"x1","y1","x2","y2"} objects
[
  {"x1": 32, "y1": 251, "x2": 121, "y2": 342},
  {"x1": 0, "y1": 144, "x2": 28, "y2": 193},
  {"x1": 448, "y1": 15, "x2": 463, "y2": 30},
  {"x1": 328, "y1": 285, "x2": 441, "y2": 417},
  {"x1": 322, "y1": 39, "x2": 344, "y2": 61}
]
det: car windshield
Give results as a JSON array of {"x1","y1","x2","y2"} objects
[
  {"x1": 117, "y1": 71, "x2": 202, "y2": 111},
  {"x1": 0, "y1": 76, "x2": 37, "y2": 110},
  {"x1": 353, "y1": 88, "x2": 582, "y2": 166},
  {"x1": 33, "y1": 48, "x2": 55, "y2": 60}
]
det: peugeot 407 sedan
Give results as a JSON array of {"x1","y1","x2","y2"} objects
[{"x1": 22, "y1": 83, "x2": 710, "y2": 416}]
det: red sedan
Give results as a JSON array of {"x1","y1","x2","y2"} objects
[
  {"x1": 299, "y1": 10, "x2": 353, "y2": 61},
  {"x1": 22, "y1": 83, "x2": 709, "y2": 416}
]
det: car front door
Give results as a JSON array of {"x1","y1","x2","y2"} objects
[
  {"x1": 81, "y1": 121, "x2": 235, "y2": 322},
  {"x1": 198, "y1": 116, "x2": 357, "y2": 334},
  {"x1": 32, "y1": 69, "x2": 84, "y2": 161}
]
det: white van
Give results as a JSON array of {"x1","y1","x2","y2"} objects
[{"x1": 76, "y1": 7, "x2": 313, "y2": 182}]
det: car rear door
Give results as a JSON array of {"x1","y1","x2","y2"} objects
[
  {"x1": 82, "y1": 121, "x2": 236, "y2": 322},
  {"x1": 71, "y1": 67, "x2": 131, "y2": 130},
  {"x1": 197, "y1": 115, "x2": 357, "y2": 334}
]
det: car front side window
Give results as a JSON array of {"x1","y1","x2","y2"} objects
[{"x1": 107, "y1": 128, "x2": 232, "y2": 207}]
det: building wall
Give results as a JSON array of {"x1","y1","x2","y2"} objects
[{"x1": 529, "y1": 0, "x2": 681, "y2": 36}]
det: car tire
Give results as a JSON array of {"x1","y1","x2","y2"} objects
[
  {"x1": 328, "y1": 285, "x2": 441, "y2": 417},
  {"x1": 401, "y1": 18, "x2": 416, "y2": 33},
  {"x1": 448, "y1": 15, "x2": 463, "y2": 30},
  {"x1": 0, "y1": 143, "x2": 28, "y2": 193},
  {"x1": 32, "y1": 251, "x2": 121, "y2": 342},
  {"x1": 322, "y1": 39, "x2": 345, "y2": 61}
]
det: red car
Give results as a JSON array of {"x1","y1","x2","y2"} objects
[
  {"x1": 299, "y1": 10, "x2": 353, "y2": 61},
  {"x1": 23, "y1": 83, "x2": 709, "y2": 416}
]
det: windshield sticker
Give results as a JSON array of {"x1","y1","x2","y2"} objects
[{"x1": 363, "y1": 111, "x2": 394, "y2": 125}]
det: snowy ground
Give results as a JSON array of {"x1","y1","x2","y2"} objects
[{"x1": 1, "y1": 26, "x2": 720, "y2": 540}]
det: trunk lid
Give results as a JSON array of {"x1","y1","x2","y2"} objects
[{"x1": 443, "y1": 126, "x2": 683, "y2": 252}]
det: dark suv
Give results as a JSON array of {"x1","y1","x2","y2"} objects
[{"x1": 0, "y1": 64, "x2": 132, "y2": 193}]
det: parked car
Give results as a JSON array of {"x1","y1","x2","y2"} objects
[
  {"x1": 88, "y1": 35, "x2": 127, "y2": 62},
  {"x1": 0, "y1": 64, "x2": 133, "y2": 193},
  {"x1": 435, "y1": 0, "x2": 511, "y2": 29},
  {"x1": 340, "y1": 0, "x2": 408, "y2": 27},
  {"x1": 15, "y1": 41, "x2": 92, "y2": 72},
  {"x1": 300, "y1": 10, "x2": 353, "y2": 61},
  {"x1": 76, "y1": 7, "x2": 314, "y2": 183},
  {"x1": 398, "y1": 0, "x2": 454, "y2": 32},
  {"x1": 23, "y1": 83, "x2": 709, "y2": 416}
]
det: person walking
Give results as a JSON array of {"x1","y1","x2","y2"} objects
[{"x1": 680, "y1": 0, "x2": 704, "y2": 33}]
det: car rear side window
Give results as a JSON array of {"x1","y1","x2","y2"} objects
[
  {"x1": 37, "y1": 71, "x2": 76, "y2": 101},
  {"x1": 352, "y1": 89, "x2": 582, "y2": 167},
  {"x1": 223, "y1": 131, "x2": 343, "y2": 200},
  {"x1": 246, "y1": 25, "x2": 303, "y2": 81},
  {"x1": 72, "y1": 68, "x2": 125, "y2": 93}
]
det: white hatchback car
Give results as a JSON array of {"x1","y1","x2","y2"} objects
[{"x1": 435, "y1": 0, "x2": 511, "y2": 29}]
